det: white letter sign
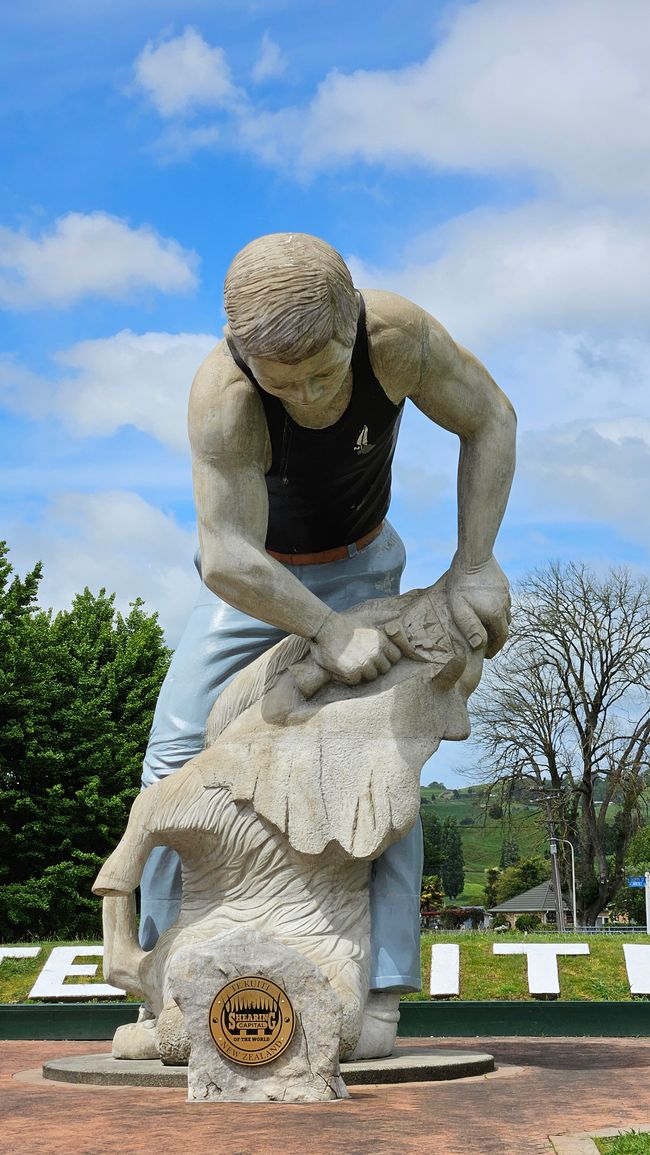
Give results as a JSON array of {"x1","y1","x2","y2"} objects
[
  {"x1": 430, "y1": 944, "x2": 460, "y2": 997},
  {"x1": 28, "y1": 946, "x2": 125, "y2": 999},
  {"x1": 0, "y1": 947, "x2": 41, "y2": 967},
  {"x1": 623, "y1": 945, "x2": 650, "y2": 995},
  {"x1": 493, "y1": 943, "x2": 589, "y2": 997}
]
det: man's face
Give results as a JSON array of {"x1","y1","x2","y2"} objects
[{"x1": 245, "y1": 339, "x2": 354, "y2": 409}]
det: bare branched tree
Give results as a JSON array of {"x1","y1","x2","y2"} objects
[{"x1": 471, "y1": 563, "x2": 650, "y2": 923}]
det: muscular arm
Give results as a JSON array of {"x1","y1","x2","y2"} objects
[
  {"x1": 412, "y1": 319, "x2": 515, "y2": 572},
  {"x1": 365, "y1": 289, "x2": 516, "y2": 656},
  {"x1": 189, "y1": 342, "x2": 405, "y2": 682},
  {"x1": 190, "y1": 343, "x2": 331, "y2": 638}
]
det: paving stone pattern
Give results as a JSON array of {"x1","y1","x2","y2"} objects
[{"x1": 4, "y1": 1037, "x2": 650, "y2": 1155}]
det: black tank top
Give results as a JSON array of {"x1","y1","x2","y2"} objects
[{"x1": 227, "y1": 295, "x2": 404, "y2": 554}]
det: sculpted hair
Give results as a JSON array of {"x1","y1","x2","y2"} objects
[{"x1": 224, "y1": 233, "x2": 358, "y2": 364}]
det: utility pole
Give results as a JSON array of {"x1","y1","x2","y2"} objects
[
  {"x1": 528, "y1": 784, "x2": 569, "y2": 931},
  {"x1": 545, "y1": 796, "x2": 566, "y2": 934}
]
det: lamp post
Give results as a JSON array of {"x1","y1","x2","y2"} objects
[
  {"x1": 551, "y1": 837, "x2": 578, "y2": 930},
  {"x1": 548, "y1": 838, "x2": 565, "y2": 933}
]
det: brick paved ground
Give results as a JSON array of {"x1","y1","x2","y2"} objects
[{"x1": 3, "y1": 1037, "x2": 650, "y2": 1155}]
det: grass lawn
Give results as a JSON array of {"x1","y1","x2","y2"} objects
[
  {"x1": 2, "y1": 931, "x2": 650, "y2": 1003},
  {"x1": 406, "y1": 931, "x2": 650, "y2": 1002},
  {"x1": 595, "y1": 1134, "x2": 650, "y2": 1153}
]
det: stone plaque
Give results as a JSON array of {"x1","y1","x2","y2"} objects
[{"x1": 209, "y1": 976, "x2": 295, "y2": 1066}]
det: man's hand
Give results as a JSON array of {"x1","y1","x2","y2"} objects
[
  {"x1": 446, "y1": 554, "x2": 511, "y2": 659},
  {"x1": 310, "y1": 612, "x2": 410, "y2": 684}
]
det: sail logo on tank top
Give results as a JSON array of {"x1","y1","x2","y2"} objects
[{"x1": 353, "y1": 424, "x2": 374, "y2": 455}]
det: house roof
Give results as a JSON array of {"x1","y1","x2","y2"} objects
[{"x1": 489, "y1": 881, "x2": 569, "y2": 914}]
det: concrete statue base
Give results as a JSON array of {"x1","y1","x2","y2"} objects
[{"x1": 42, "y1": 1045, "x2": 495, "y2": 1090}]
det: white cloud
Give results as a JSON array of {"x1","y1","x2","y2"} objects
[
  {"x1": 134, "y1": 27, "x2": 241, "y2": 117},
  {"x1": 1, "y1": 330, "x2": 217, "y2": 453},
  {"x1": 129, "y1": 5, "x2": 650, "y2": 198},
  {"x1": 153, "y1": 123, "x2": 222, "y2": 163},
  {"x1": 347, "y1": 201, "x2": 650, "y2": 351},
  {"x1": 591, "y1": 418, "x2": 650, "y2": 448},
  {"x1": 124, "y1": 0, "x2": 650, "y2": 242},
  {"x1": 251, "y1": 33, "x2": 286, "y2": 85},
  {"x1": 519, "y1": 423, "x2": 650, "y2": 548},
  {"x1": 492, "y1": 332, "x2": 650, "y2": 431},
  {"x1": 0, "y1": 212, "x2": 198, "y2": 309},
  {"x1": 6, "y1": 491, "x2": 199, "y2": 646},
  {"x1": 54, "y1": 330, "x2": 216, "y2": 451},
  {"x1": 238, "y1": 0, "x2": 650, "y2": 195}
]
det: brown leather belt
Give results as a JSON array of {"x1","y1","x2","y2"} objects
[{"x1": 267, "y1": 521, "x2": 384, "y2": 566}]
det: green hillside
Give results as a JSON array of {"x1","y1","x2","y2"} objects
[{"x1": 420, "y1": 782, "x2": 548, "y2": 905}]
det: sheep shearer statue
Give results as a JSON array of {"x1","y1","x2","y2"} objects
[{"x1": 94, "y1": 232, "x2": 515, "y2": 1101}]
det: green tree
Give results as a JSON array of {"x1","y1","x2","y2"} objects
[
  {"x1": 0, "y1": 544, "x2": 170, "y2": 938},
  {"x1": 0, "y1": 545, "x2": 46, "y2": 863},
  {"x1": 500, "y1": 837, "x2": 520, "y2": 868},
  {"x1": 483, "y1": 866, "x2": 501, "y2": 908},
  {"x1": 420, "y1": 804, "x2": 443, "y2": 875},
  {"x1": 440, "y1": 816, "x2": 465, "y2": 899},
  {"x1": 628, "y1": 826, "x2": 650, "y2": 862},
  {"x1": 612, "y1": 827, "x2": 650, "y2": 924},
  {"x1": 494, "y1": 857, "x2": 548, "y2": 905},
  {"x1": 472, "y1": 564, "x2": 650, "y2": 924}
]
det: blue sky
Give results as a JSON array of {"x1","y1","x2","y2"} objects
[{"x1": 2, "y1": 0, "x2": 650, "y2": 786}]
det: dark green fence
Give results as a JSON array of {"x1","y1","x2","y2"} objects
[{"x1": 3, "y1": 1000, "x2": 650, "y2": 1040}]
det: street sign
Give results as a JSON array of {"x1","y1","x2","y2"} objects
[{"x1": 627, "y1": 876, "x2": 646, "y2": 888}]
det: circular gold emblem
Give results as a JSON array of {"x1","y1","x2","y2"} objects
[{"x1": 209, "y1": 977, "x2": 295, "y2": 1066}]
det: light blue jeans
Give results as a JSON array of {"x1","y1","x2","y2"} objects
[{"x1": 139, "y1": 521, "x2": 422, "y2": 991}]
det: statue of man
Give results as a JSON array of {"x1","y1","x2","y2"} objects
[{"x1": 138, "y1": 232, "x2": 515, "y2": 1028}]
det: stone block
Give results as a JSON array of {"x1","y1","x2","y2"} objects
[{"x1": 167, "y1": 927, "x2": 348, "y2": 1103}]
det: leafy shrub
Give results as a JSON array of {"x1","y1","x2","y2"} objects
[
  {"x1": 420, "y1": 874, "x2": 444, "y2": 909},
  {"x1": 515, "y1": 913, "x2": 542, "y2": 932},
  {"x1": 0, "y1": 852, "x2": 103, "y2": 939}
]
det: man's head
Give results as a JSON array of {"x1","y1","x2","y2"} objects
[{"x1": 224, "y1": 233, "x2": 358, "y2": 365}]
